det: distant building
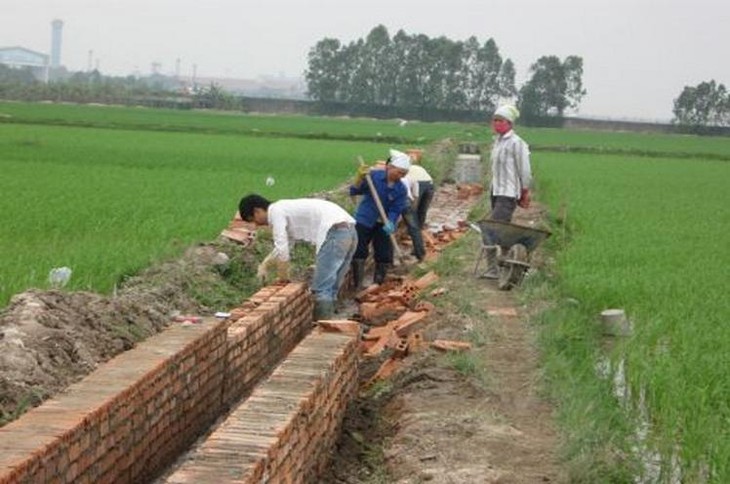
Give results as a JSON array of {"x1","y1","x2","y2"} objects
[
  {"x1": 193, "y1": 75, "x2": 307, "y2": 100},
  {"x1": 50, "y1": 19, "x2": 63, "y2": 69},
  {"x1": 0, "y1": 46, "x2": 50, "y2": 81}
]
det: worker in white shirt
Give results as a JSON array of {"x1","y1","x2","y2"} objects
[
  {"x1": 483, "y1": 104, "x2": 533, "y2": 279},
  {"x1": 403, "y1": 152, "x2": 434, "y2": 262},
  {"x1": 238, "y1": 194, "x2": 357, "y2": 320}
]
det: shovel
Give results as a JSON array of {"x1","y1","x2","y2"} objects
[{"x1": 363, "y1": 170, "x2": 406, "y2": 265}]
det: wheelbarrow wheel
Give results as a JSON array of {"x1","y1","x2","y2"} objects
[{"x1": 498, "y1": 244, "x2": 529, "y2": 290}]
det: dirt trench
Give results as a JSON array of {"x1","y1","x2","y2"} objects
[
  {"x1": 0, "y1": 148, "x2": 564, "y2": 483},
  {"x1": 323, "y1": 161, "x2": 564, "y2": 483}
]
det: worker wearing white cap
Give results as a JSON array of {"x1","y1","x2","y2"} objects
[
  {"x1": 402, "y1": 151, "x2": 434, "y2": 262},
  {"x1": 483, "y1": 105, "x2": 533, "y2": 279},
  {"x1": 349, "y1": 149, "x2": 410, "y2": 286}
]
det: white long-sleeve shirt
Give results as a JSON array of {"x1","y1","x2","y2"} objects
[
  {"x1": 489, "y1": 130, "x2": 532, "y2": 198},
  {"x1": 267, "y1": 198, "x2": 355, "y2": 261},
  {"x1": 403, "y1": 165, "x2": 433, "y2": 201}
]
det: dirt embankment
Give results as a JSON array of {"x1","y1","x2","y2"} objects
[{"x1": 0, "y1": 243, "x2": 253, "y2": 425}]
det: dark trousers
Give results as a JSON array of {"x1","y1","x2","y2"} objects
[
  {"x1": 485, "y1": 196, "x2": 518, "y2": 245},
  {"x1": 354, "y1": 222, "x2": 392, "y2": 263},
  {"x1": 403, "y1": 207, "x2": 425, "y2": 260},
  {"x1": 489, "y1": 195, "x2": 517, "y2": 222},
  {"x1": 416, "y1": 181, "x2": 435, "y2": 228}
]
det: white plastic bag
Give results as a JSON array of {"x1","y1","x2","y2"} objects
[{"x1": 48, "y1": 266, "x2": 72, "y2": 288}]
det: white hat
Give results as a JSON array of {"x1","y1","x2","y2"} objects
[
  {"x1": 389, "y1": 149, "x2": 411, "y2": 171},
  {"x1": 494, "y1": 105, "x2": 520, "y2": 123}
]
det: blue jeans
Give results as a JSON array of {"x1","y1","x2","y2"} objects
[{"x1": 312, "y1": 224, "x2": 357, "y2": 303}]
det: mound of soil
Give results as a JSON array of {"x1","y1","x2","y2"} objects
[{"x1": 0, "y1": 242, "x2": 252, "y2": 425}]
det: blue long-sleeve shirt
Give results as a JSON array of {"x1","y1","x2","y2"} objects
[{"x1": 350, "y1": 169, "x2": 408, "y2": 228}]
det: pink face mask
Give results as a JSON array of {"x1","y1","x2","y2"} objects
[{"x1": 492, "y1": 118, "x2": 511, "y2": 135}]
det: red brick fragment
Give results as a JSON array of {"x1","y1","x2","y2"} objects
[{"x1": 430, "y1": 339, "x2": 472, "y2": 352}]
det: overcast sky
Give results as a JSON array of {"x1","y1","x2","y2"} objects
[{"x1": 2, "y1": 0, "x2": 729, "y2": 121}]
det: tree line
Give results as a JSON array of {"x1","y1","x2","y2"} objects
[
  {"x1": 672, "y1": 80, "x2": 729, "y2": 131},
  {"x1": 305, "y1": 25, "x2": 586, "y2": 124},
  {"x1": 1, "y1": 29, "x2": 727, "y2": 132}
]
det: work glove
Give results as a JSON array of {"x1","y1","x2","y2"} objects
[
  {"x1": 275, "y1": 260, "x2": 291, "y2": 282},
  {"x1": 353, "y1": 162, "x2": 370, "y2": 186},
  {"x1": 256, "y1": 252, "x2": 276, "y2": 284},
  {"x1": 382, "y1": 220, "x2": 396, "y2": 236},
  {"x1": 257, "y1": 254, "x2": 290, "y2": 284},
  {"x1": 518, "y1": 188, "x2": 531, "y2": 209}
]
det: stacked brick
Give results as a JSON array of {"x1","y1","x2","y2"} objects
[
  {"x1": 0, "y1": 282, "x2": 316, "y2": 484},
  {"x1": 164, "y1": 330, "x2": 358, "y2": 483},
  {"x1": 0, "y1": 319, "x2": 228, "y2": 484},
  {"x1": 219, "y1": 212, "x2": 257, "y2": 247},
  {"x1": 223, "y1": 283, "x2": 313, "y2": 407}
]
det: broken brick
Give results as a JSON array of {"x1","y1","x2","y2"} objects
[{"x1": 430, "y1": 339, "x2": 472, "y2": 352}]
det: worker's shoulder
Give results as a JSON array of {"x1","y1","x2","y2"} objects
[{"x1": 506, "y1": 130, "x2": 529, "y2": 145}]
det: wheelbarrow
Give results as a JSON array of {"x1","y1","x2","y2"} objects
[{"x1": 472, "y1": 219, "x2": 551, "y2": 290}]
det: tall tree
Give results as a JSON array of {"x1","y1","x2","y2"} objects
[
  {"x1": 518, "y1": 55, "x2": 586, "y2": 118},
  {"x1": 465, "y1": 38, "x2": 500, "y2": 112},
  {"x1": 672, "y1": 80, "x2": 729, "y2": 128},
  {"x1": 304, "y1": 38, "x2": 343, "y2": 102},
  {"x1": 497, "y1": 59, "x2": 517, "y2": 100},
  {"x1": 304, "y1": 27, "x2": 518, "y2": 114}
]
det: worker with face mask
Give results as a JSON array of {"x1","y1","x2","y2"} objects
[{"x1": 483, "y1": 105, "x2": 533, "y2": 279}]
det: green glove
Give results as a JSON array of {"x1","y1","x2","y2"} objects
[{"x1": 353, "y1": 162, "x2": 370, "y2": 186}]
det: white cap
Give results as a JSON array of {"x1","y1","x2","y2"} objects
[
  {"x1": 389, "y1": 149, "x2": 411, "y2": 171},
  {"x1": 494, "y1": 105, "x2": 520, "y2": 123}
]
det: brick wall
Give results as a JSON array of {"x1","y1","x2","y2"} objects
[
  {"x1": 223, "y1": 283, "x2": 313, "y2": 407},
  {"x1": 164, "y1": 329, "x2": 359, "y2": 483},
  {"x1": 0, "y1": 282, "x2": 317, "y2": 484},
  {"x1": 0, "y1": 318, "x2": 228, "y2": 484}
]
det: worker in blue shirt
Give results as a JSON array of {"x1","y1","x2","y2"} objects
[{"x1": 349, "y1": 149, "x2": 411, "y2": 286}]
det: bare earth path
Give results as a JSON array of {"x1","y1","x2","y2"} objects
[{"x1": 327, "y1": 176, "x2": 565, "y2": 483}]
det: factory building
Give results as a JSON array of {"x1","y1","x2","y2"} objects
[
  {"x1": 0, "y1": 19, "x2": 64, "y2": 82},
  {"x1": 0, "y1": 46, "x2": 50, "y2": 81}
]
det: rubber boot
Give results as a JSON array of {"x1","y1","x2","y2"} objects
[
  {"x1": 482, "y1": 247, "x2": 499, "y2": 279},
  {"x1": 373, "y1": 263, "x2": 389, "y2": 285},
  {"x1": 313, "y1": 300, "x2": 335, "y2": 321},
  {"x1": 351, "y1": 258, "x2": 366, "y2": 290}
]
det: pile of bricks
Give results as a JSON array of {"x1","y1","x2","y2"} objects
[
  {"x1": 356, "y1": 271, "x2": 472, "y2": 388},
  {"x1": 164, "y1": 329, "x2": 358, "y2": 483},
  {"x1": 219, "y1": 212, "x2": 257, "y2": 247},
  {"x1": 0, "y1": 282, "x2": 316, "y2": 484}
]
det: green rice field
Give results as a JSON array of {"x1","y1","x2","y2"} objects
[
  {"x1": 1, "y1": 101, "x2": 729, "y2": 481},
  {"x1": 0, "y1": 118, "x2": 399, "y2": 305},
  {"x1": 534, "y1": 151, "x2": 730, "y2": 481}
]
